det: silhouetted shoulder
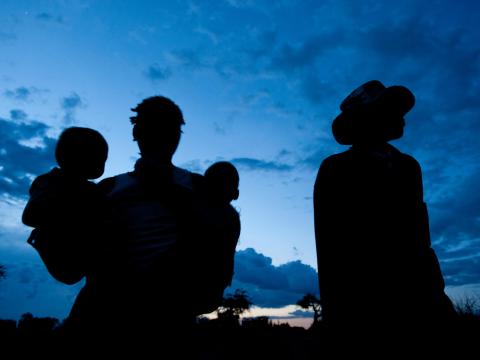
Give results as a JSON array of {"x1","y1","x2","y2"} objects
[
  {"x1": 396, "y1": 151, "x2": 422, "y2": 172},
  {"x1": 97, "y1": 172, "x2": 137, "y2": 197},
  {"x1": 315, "y1": 150, "x2": 354, "y2": 181},
  {"x1": 323, "y1": 150, "x2": 354, "y2": 163},
  {"x1": 97, "y1": 176, "x2": 117, "y2": 195}
]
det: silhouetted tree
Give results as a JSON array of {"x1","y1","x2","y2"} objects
[
  {"x1": 217, "y1": 289, "x2": 252, "y2": 326},
  {"x1": 242, "y1": 316, "x2": 271, "y2": 329},
  {"x1": 454, "y1": 295, "x2": 479, "y2": 318},
  {"x1": 296, "y1": 293, "x2": 322, "y2": 324},
  {"x1": 17, "y1": 312, "x2": 60, "y2": 339}
]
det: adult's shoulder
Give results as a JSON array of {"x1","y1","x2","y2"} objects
[
  {"x1": 172, "y1": 166, "x2": 206, "y2": 193},
  {"x1": 391, "y1": 146, "x2": 422, "y2": 173},
  {"x1": 172, "y1": 166, "x2": 203, "y2": 189},
  {"x1": 97, "y1": 172, "x2": 135, "y2": 196},
  {"x1": 317, "y1": 149, "x2": 354, "y2": 173}
]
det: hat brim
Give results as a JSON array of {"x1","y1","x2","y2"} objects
[
  {"x1": 332, "y1": 85, "x2": 415, "y2": 145},
  {"x1": 377, "y1": 85, "x2": 415, "y2": 116}
]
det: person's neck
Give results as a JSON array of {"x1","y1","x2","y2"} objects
[
  {"x1": 352, "y1": 141, "x2": 391, "y2": 151},
  {"x1": 58, "y1": 167, "x2": 88, "y2": 182},
  {"x1": 140, "y1": 154, "x2": 173, "y2": 166}
]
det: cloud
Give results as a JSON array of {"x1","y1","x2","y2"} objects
[
  {"x1": 181, "y1": 159, "x2": 205, "y2": 174},
  {"x1": 270, "y1": 31, "x2": 346, "y2": 73},
  {"x1": 0, "y1": 31, "x2": 16, "y2": 42},
  {"x1": 4, "y1": 87, "x2": 47, "y2": 102},
  {"x1": 267, "y1": 309, "x2": 314, "y2": 320},
  {"x1": 144, "y1": 64, "x2": 172, "y2": 82},
  {"x1": 224, "y1": 0, "x2": 256, "y2": 8},
  {"x1": 195, "y1": 26, "x2": 219, "y2": 45},
  {"x1": 165, "y1": 49, "x2": 210, "y2": 71},
  {"x1": 429, "y1": 169, "x2": 480, "y2": 241},
  {"x1": 231, "y1": 157, "x2": 294, "y2": 172},
  {"x1": 181, "y1": 156, "x2": 295, "y2": 174},
  {"x1": 35, "y1": 13, "x2": 64, "y2": 24},
  {"x1": 61, "y1": 93, "x2": 83, "y2": 110},
  {"x1": 442, "y1": 256, "x2": 480, "y2": 287},
  {"x1": 0, "y1": 233, "x2": 81, "y2": 320},
  {"x1": 61, "y1": 93, "x2": 85, "y2": 124},
  {"x1": 10, "y1": 110, "x2": 28, "y2": 121},
  {"x1": 0, "y1": 114, "x2": 56, "y2": 198},
  {"x1": 228, "y1": 248, "x2": 319, "y2": 307}
]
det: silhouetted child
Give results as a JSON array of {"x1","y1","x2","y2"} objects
[
  {"x1": 22, "y1": 127, "x2": 108, "y2": 284},
  {"x1": 204, "y1": 161, "x2": 240, "y2": 207},
  {"x1": 186, "y1": 161, "x2": 241, "y2": 316}
]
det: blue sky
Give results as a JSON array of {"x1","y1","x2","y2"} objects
[{"x1": 0, "y1": 0, "x2": 479, "y2": 321}]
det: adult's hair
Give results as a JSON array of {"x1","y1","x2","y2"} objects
[
  {"x1": 130, "y1": 96, "x2": 184, "y2": 141},
  {"x1": 130, "y1": 96, "x2": 185, "y2": 160}
]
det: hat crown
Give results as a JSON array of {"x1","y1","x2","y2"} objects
[{"x1": 340, "y1": 80, "x2": 386, "y2": 112}]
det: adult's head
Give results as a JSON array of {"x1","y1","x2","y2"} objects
[
  {"x1": 204, "y1": 161, "x2": 240, "y2": 204},
  {"x1": 130, "y1": 96, "x2": 185, "y2": 162},
  {"x1": 332, "y1": 80, "x2": 415, "y2": 145},
  {"x1": 55, "y1": 127, "x2": 108, "y2": 180}
]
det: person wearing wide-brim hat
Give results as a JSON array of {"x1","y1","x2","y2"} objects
[{"x1": 313, "y1": 80, "x2": 456, "y2": 336}]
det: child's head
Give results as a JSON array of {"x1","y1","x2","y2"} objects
[
  {"x1": 55, "y1": 127, "x2": 108, "y2": 180},
  {"x1": 204, "y1": 161, "x2": 239, "y2": 204}
]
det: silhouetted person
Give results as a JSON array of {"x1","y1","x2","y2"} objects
[
  {"x1": 314, "y1": 81, "x2": 455, "y2": 339},
  {"x1": 65, "y1": 96, "x2": 204, "y2": 353},
  {"x1": 22, "y1": 127, "x2": 108, "y2": 285},
  {"x1": 187, "y1": 161, "x2": 241, "y2": 316}
]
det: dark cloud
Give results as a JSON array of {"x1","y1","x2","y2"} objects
[
  {"x1": 61, "y1": 93, "x2": 84, "y2": 124},
  {"x1": 3, "y1": 87, "x2": 45, "y2": 102},
  {"x1": 244, "y1": 29, "x2": 278, "y2": 60},
  {"x1": 442, "y1": 256, "x2": 480, "y2": 287},
  {"x1": 10, "y1": 110, "x2": 28, "y2": 121},
  {"x1": 61, "y1": 93, "x2": 83, "y2": 110},
  {"x1": 144, "y1": 64, "x2": 172, "y2": 82},
  {"x1": 0, "y1": 115, "x2": 56, "y2": 198},
  {"x1": 270, "y1": 31, "x2": 346, "y2": 73},
  {"x1": 166, "y1": 49, "x2": 211, "y2": 71},
  {"x1": 36, "y1": 13, "x2": 64, "y2": 24},
  {"x1": 429, "y1": 169, "x2": 480, "y2": 242},
  {"x1": 181, "y1": 160, "x2": 205, "y2": 174},
  {"x1": 181, "y1": 156, "x2": 295, "y2": 174},
  {"x1": 214, "y1": 122, "x2": 226, "y2": 135},
  {"x1": 0, "y1": 237, "x2": 81, "y2": 320},
  {"x1": 233, "y1": 248, "x2": 289, "y2": 290},
  {"x1": 228, "y1": 248, "x2": 319, "y2": 307},
  {"x1": 231, "y1": 157, "x2": 294, "y2": 172}
]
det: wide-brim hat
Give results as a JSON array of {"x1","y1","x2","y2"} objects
[{"x1": 332, "y1": 80, "x2": 415, "y2": 145}]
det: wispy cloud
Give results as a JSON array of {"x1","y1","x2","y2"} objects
[
  {"x1": 61, "y1": 93, "x2": 85, "y2": 124},
  {"x1": 35, "y1": 12, "x2": 64, "y2": 24},
  {"x1": 231, "y1": 157, "x2": 294, "y2": 172},
  {"x1": 4, "y1": 87, "x2": 47, "y2": 102},
  {"x1": 182, "y1": 156, "x2": 295, "y2": 174},
  {"x1": 144, "y1": 64, "x2": 172, "y2": 82},
  {"x1": 195, "y1": 26, "x2": 219, "y2": 44}
]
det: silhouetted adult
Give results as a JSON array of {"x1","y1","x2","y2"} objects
[
  {"x1": 314, "y1": 81, "x2": 455, "y2": 335},
  {"x1": 63, "y1": 97, "x2": 199, "y2": 354}
]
